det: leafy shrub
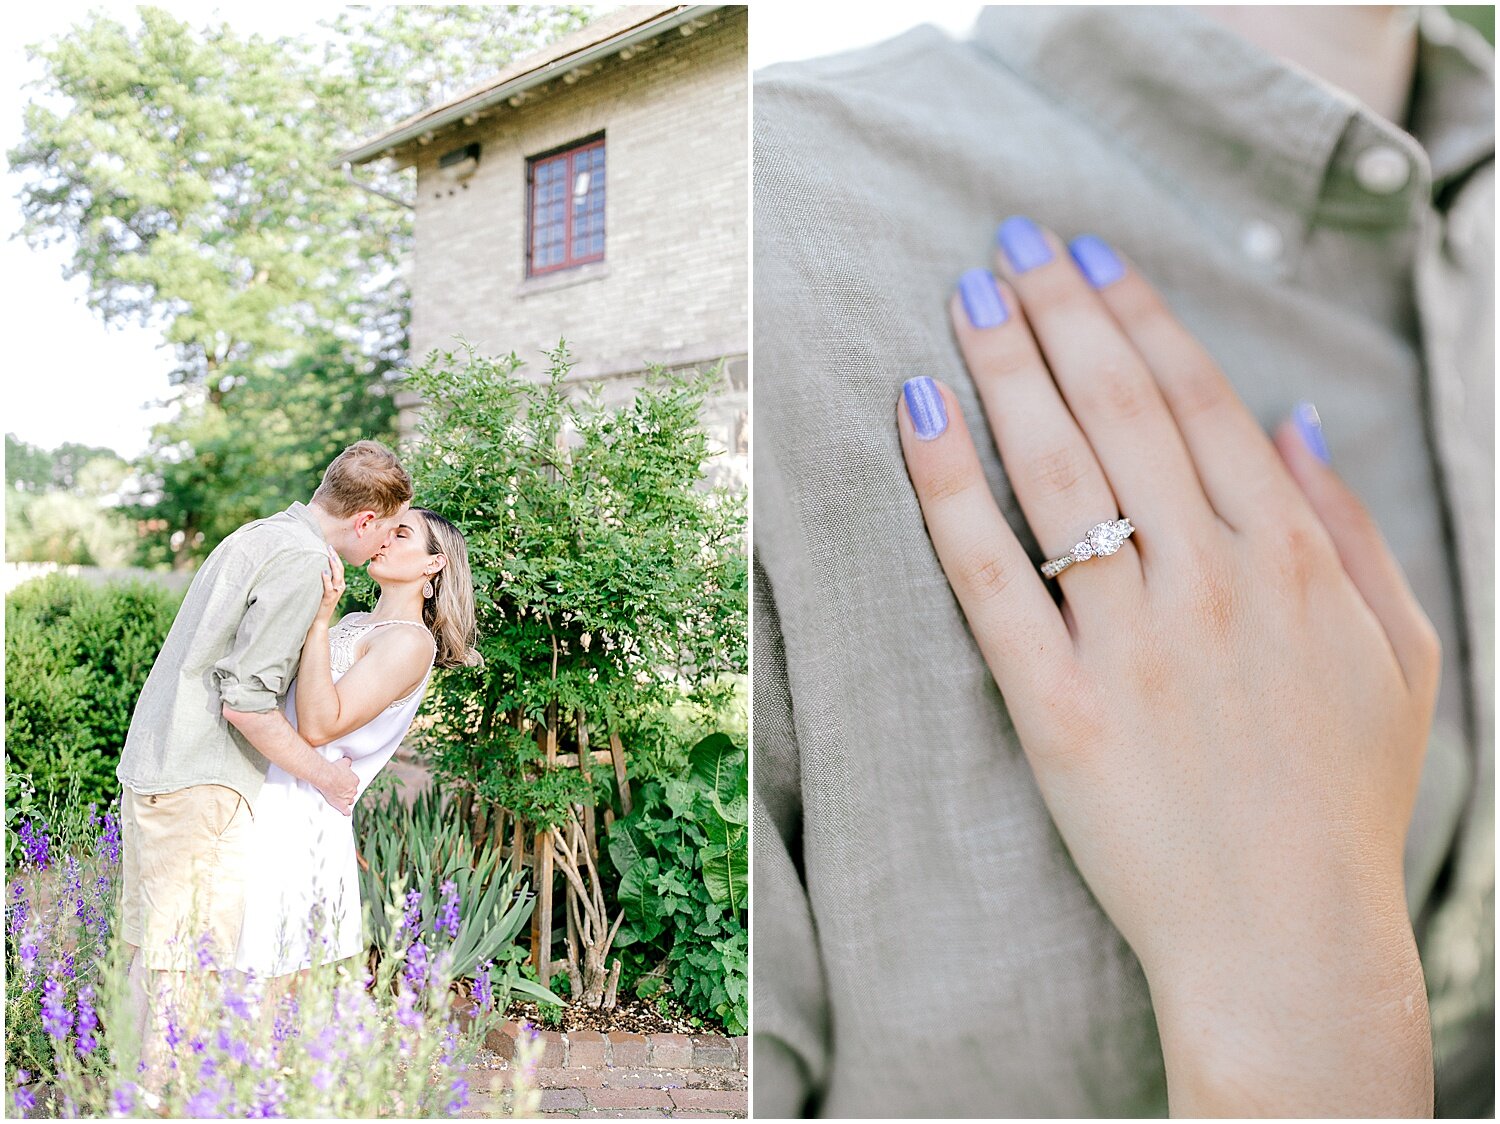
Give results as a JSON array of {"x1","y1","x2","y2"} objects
[
  {"x1": 608, "y1": 735, "x2": 748, "y2": 1034},
  {"x1": 381, "y1": 342, "x2": 748, "y2": 829},
  {"x1": 7, "y1": 804, "x2": 533, "y2": 1116},
  {"x1": 5, "y1": 576, "x2": 184, "y2": 810}
]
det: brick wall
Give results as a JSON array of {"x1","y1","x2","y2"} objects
[{"x1": 403, "y1": 9, "x2": 747, "y2": 487}]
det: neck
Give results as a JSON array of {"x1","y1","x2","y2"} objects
[
  {"x1": 372, "y1": 585, "x2": 427, "y2": 624},
  {"x1": 306, "y1": 501, "x2": 342, "y2": 549},
  {"x1": 1195, "y1": 5, "x2": 1419, "y2": 125}
]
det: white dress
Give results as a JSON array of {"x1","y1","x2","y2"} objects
[{"x1": 234, "y1": 614, "x2": 433, "y2": 976}]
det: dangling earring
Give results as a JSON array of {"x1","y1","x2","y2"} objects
[{"x1": 422, "y1": 575, "x2": 434, "y2": 599}]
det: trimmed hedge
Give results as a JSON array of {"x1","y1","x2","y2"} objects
[{"x1": 5, "y1": 575, "x2": 184, "y2": 808}]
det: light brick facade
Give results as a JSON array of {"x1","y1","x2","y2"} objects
[{"x1": 364, "y1": 7, "x2": 748, "y2": 488}]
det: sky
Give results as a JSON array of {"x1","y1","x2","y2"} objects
[{"x1": 2, "y1": 2, "x2": 981, "y2": 461}]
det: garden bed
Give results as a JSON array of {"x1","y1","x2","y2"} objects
[{"x1": 504, "y1": 994, "x2": 721, "y2": 1037}]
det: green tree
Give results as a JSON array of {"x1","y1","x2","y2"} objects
[
  {"x1": 10, "y1": 6, "x2": 590, "y2": 566},
  {"x1": 6, "y1": 434, "x2": 53, "y2": 492}
]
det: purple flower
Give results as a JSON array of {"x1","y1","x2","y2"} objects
[
  {"x1": 472, "y1": 960, "x2": 495, "y2": 1013},
  {"x1": 306, "y1": 1025, "x2": 337, "y2": 1064},
  {"x1": 394, "y1": 986, "x2": 422, "y2": 1030},
  {"x1": 75, "y1": 984, "x2": 99, "y2": 1057},
  {"x1": 403, "y1": 939, "x2": 430, "y2": 991},
  {"x1": 17, "y1": 924, "x2": 40, "y2": 982},
  {"x1": 222, "y1": 982, "x2": 254, "y2": 1021},
  {"x1": 184, "y1": 1085, "x2": 222, "y2": 1117},
  {"x1": 249, "y1": 1078, "x2": 286, "y2": 1117},
  {"x1": 311, "y1": 1067, "x2": 335, "y2": 1093},
  {"x1": 41, "y1": 975, "x2": 72, "y2": 1040},
  {"x1": 64, "y1": 855, "x2": 82, "y2": 896},
  {"x1": 164, "y1": 1011, "x2": 184, "y2": 1051},
  {"x1": 18, "y1": 819, "x2": 50, "y2": 870},
  {"x1": 13, "y1": 1071, "x2": 35, "y2": 1118},
  {"x1": 195, "y1": 935, "x2": 217, "y2": 970},
  {"x1": 446, "y1": 1075, "x2": 470, "y2": 1114},
  {"x1": 7, "y1": 882, "x2": 28, "y2": 936},
  {"x1": 97, "y1": 809, "x2": 122, "y2": 865},
  {"x1": 397, "y1": 889, "x2": 422, "y2": 937},
  {"x1": 437, "y1": 879, "x2": 461, "y2": 939},
  {"x1": 60, "y1": 952, "x2": 76, "y2": 982},
  {"x1": 110, "y1": 1084, "x2": 137, "y2": 1116}
]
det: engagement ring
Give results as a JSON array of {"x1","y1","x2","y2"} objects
[{"x1": 1041, "y1": 518, "x2": 1135, "y2": 579}]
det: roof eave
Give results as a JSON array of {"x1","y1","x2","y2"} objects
[{"x1": 333, "y1": 5, "x2": 722, "y2": 168}]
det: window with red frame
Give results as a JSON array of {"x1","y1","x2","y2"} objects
[{"x1": 527, "y1": 137, "x2": 605, "y2": 276}]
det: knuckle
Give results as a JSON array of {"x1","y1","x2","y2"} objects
[
  {"x1": 1170, "y1": 363, "x2": 1234, "y2": 424},
  {"x1": 1080, "y1": 359, "x2": 1153, "y2": 422},
  {"x1": 1267, "y1": 520, "x2": 1335, "y2": 590},
  {"x1": 1177, "y1": 544, "x2": 1240, "y2": 642},
  {"x1": 949, "y1": 543, "x2": 1015, "y2": 605},
  {"x1": 1025, "y1": 446, "x2": 1092, "y2": 501},
  {"x1": 922, "y1": 461, "x2": 976, "y2": 505}
]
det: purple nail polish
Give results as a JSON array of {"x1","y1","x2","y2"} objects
[
  {"x1": 958, "y1": 268, "x2": 1009, "y2": 329},
  {"x1": 903, "y1": 377, "x2": 948, "y2": 440},
  {"x1": 1069, "y1": 235, "x2": 1125, "y2": 289},
  {"x1": 996, "y1": 216, "x2": 1053, "y2": 273},
  {"x1": 1293, "y1": 401, "x2": 1331, "y2": 464}
]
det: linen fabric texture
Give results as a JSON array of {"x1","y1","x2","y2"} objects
[
  {"x1": 116, "y1": 502, "x2": 330, "y2": 809},
  {"x1": 752, "y1": 6, "x2": 1494, "y2": 1117}
]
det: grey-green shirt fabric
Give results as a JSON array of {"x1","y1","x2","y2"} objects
[
  {"x1": 753, "y1": 6, "x2": 1493, "y2": 1117},
  {"x1": 116, "y1": 502, "x2": 329, "y2": 808}
]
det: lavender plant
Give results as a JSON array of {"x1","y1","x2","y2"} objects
[{"x1": 6, "y1": 806, "x2": 532, "y2": 1117}]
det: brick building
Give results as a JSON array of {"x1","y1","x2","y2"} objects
[{"x1": 338, "y1": 5, "x2": 748, "y2": 487}]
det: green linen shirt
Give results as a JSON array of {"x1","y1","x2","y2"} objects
[
  {"x1": 116, "y1": 502, "x2": 329, "y2": 809},
  {"x1": 753, "y1": 6, "x2": 1493, "y2": 1118}
]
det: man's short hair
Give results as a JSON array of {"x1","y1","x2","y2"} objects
[{"x1": 312, "y1": 441, "x2": 412, "y2": 518}]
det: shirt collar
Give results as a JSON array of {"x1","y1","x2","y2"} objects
[
  {"x1": 969, "y1": 6, "x2": 1493, "y2": 263},
  {"x1": 284, "y1": 501, "x2": 328, "y2": 543}
]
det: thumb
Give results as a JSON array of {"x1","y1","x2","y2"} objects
[{"x1": 1273, "y1": 402, "x2": 1440, "y2": 697}]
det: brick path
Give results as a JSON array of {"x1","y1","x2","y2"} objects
[{"x1": 460, "y1": 1063, "x2": 747, "y2": 1118}]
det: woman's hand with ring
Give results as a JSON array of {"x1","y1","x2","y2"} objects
[
  {"x1": 896, "y1": 218, "x2": 1440, "y2": 1116},
  {"x1": 316, "y1": 545, "x2": 345, "y2": 628}
]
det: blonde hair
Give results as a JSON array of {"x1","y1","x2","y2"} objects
[
  {"x1": 312, "y1": 441, "x2": 412, "y2": 519},
  {"x1": 415, "y1": 509, "x2": 482, "y2": 669}
]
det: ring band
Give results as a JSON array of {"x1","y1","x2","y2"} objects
[{"x1": 1041, "y1": 518, "x2": 1135, "y2": 579}]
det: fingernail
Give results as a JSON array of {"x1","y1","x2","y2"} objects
[
  {"x1": 958, "y1": 268, "x2": 1009, "y2": 329},
  {"x1": 1293, "y1": 401, "x2": 1331, "y2": 464},
  {"x1": 903, "y1": 377, "x2": 948, "y2": 440},
  {"x1": 1069, "y1": 234, "x2": 1125, "y2": 290},
  {"x1": 996, "y1": 215, "x2": 1053, "y2": 273}
]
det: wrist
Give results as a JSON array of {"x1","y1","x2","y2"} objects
[{"x1": 1147, "y1": 905, "x2": 1431, "y2": 1116}]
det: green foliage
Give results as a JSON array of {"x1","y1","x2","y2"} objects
[
  {"x1": 608, "y1": 735, "x2": 749, "y2": 1035},
  {"x1": 355, "y1": 786, "x2": 561, "y2": 1008},
  {"x1": 5, "y1": 576, "x2": 184, "y2": 809},
  {"x1": 402, "y1": 343, "x2": 748, "y2": 829},
  {"x1": 132, "y1": 339, "x2": 401, "y2": 567}
]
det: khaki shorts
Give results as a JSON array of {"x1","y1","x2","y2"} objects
[{"x1": 119, "y1": 784, "x2": 253, "y2": 971}]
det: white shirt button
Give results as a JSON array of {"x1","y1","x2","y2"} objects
[
  {"x1": 1354, "y1": 145, "x2": 1411, "y2": 195},
  {"x1": 1240, "y1": 220, "x2": 1284, "y2": 264}
]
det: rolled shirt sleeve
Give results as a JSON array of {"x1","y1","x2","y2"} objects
[{"x1": 212, "y1": 549, "x2": 327, "y2": 713}]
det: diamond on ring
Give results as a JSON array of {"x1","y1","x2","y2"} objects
[{"x1": 1041, "y1": 518, "x2": 1134, "y2": 579}]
